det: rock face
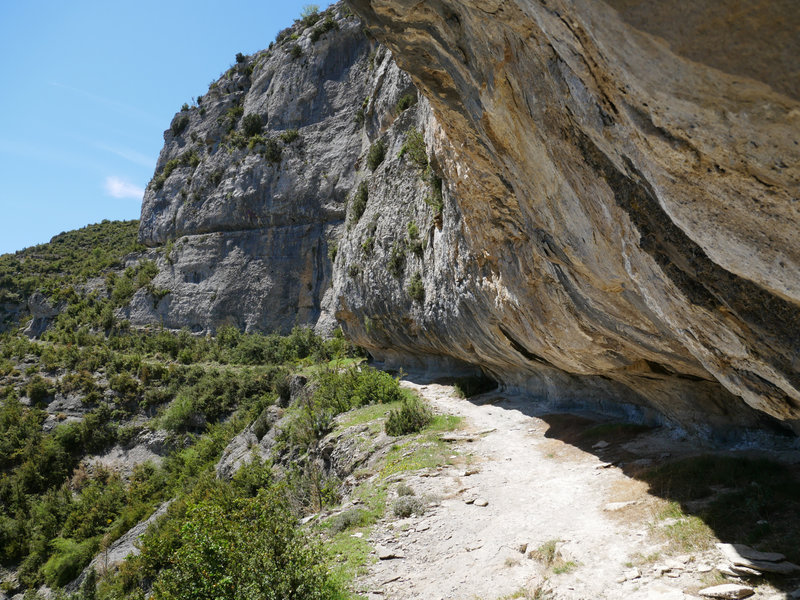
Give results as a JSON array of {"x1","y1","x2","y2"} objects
[
  {"x1": 138, "y1": 1, "x2": 800, "y2": 439},
  {"x1": 338, "y1": 0, "x2": 800, "y2": 437},
  {"x1": 136, "y1": 5, "x2": 418, "y2": 334}
]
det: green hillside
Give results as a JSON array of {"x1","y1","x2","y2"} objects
[
  {"x1": 0, "y1": 217, "x2": 446, "y2": 600},
  {"x1": 0, "y1": 220, "x2": 144, "y2": 305}
]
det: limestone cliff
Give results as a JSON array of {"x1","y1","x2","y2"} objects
[
  {"x1": 138, "y1": 1, "x2": 800, "y2": 439},
  {"x1": 339, "y1": 0, "x2": 800, "y2": 437},
  {"x1": 134, "y1": 5, "x2": 419, "y2": 334}
]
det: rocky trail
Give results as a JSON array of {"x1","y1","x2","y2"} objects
[{"x1": 356, "y1": 382, "x2": 800, "y2": 600}]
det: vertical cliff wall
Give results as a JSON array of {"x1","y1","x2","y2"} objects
[
  {"x1": 133, "y1": 6, "x2": 421, "y2": 334},
  {"x1": 336, "y1": 0, "x2": 800, "y2": 437}
]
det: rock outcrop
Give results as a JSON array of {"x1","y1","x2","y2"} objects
[
  {"x1": 138, "y1": 1, "x2": 800, "y2": 440},
  {"x1": 337, "y1": 0, "x2": 800, "y2": 438},
  {"x1": 135, "y1": 5, "x2": 415, "y2": 334}
]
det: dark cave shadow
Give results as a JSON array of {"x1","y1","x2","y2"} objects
[{"x1": 403, "y1": 373, "x2": 800, "y2": 594}]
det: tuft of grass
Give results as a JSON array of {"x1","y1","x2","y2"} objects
[
  {"x1": 652, "y1": 501, "x2": 715, "y2": 553},
  {"x1": 529, "y1": 539, "x2": 578, "y2": 574}
]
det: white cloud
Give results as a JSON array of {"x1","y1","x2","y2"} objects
[{"x1": 105, "y1": 176, "x2": 144, "y2": 200}]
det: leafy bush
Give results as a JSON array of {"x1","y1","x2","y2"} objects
[
  {"x1": 300, "y1": 4, "x2": 321, "y2": 27},
  {"x1": 396, "y1": 482, "x2": 414, "y2": 497},
  {"x1": 41, "y1": 537, "x2": 99, "y2": 588},
  {"x1": 280, "y1": 129, "x2": 300, "y2": 143},
  {"x1": 171, "y1": 114, "x2": 190, "y2": 137},
  {"x1": 26, "y1": 375, "x2": 52, "y2": 404},
  {"x1": 361, "y1": 236, "x2": 375, "y2": 257},
  {"x1": 408, "y1": 221, "x2": 423, "y2": 257},
  {"x1": 347, "y1": 264, "x2": 360, "y2": 278},
  {"x1": 350, "y1": 181, "x2": 368, "y2": 224},
  {"x1": 407, "y1": 272, "x2": 425, "y2": 303},
  {"x1": 289, "y1": 44, "x2": 303, "y2": 60},
  {"x1": 151, "y1": 485, "x2": 341, "y2": 600},
  {"x1": 399, "y1": 127, "x2": 427, "y2": 170},
  {"x1": 395, "y1": 93, "x2": 417, "y2": 113},
  {"x1": 310, "y1": 17, "x2": 339, "y2": 43},
  {"x1": 354, "y1": 107, "x2": 365, "y2": 126},
  {"x1": 367, "y1": 139, "x2": 387, "y2": 171},
  {"x1": 425, "y1": 171, "x2": 444, "y2": 218},
  {"x1": 328, "y1": 508, "x2": 367, "y2": 533},
  {"x1": 387, "y1": 242, "x2": 406, "y2": 278},
  {"x1": 385, "y1": 396, "x2": 431, "y2": 436},
  {"x1": 235, "y1": 52, "x2": 246, "y2": 64},
  {"x1": 393, "y1": 495, "x2": 425, "y2": 518},
  {"x1": 242, "y1": 113, "x2": 263, "y2": 137},
  {"x1": 263, "y1": 138, "x2": 283, "y2": 163}
]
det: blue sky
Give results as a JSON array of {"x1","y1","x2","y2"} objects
[{"x1": 0, "y1": 1, "x2": 331, "y2": 255}]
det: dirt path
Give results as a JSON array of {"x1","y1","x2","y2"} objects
[{"x1": 356, "y1": 382, "x2": 789, "y2": 600}]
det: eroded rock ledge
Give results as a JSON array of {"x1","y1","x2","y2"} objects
[{"x1": 340, "y1": 0, "x2": 800, "y2": 437}]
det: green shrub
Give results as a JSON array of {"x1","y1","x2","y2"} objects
[
  {"x1": 151, "y1": 487, "x2": 341, "y2": 600},
  {"x1": 354, "y1": 107, "x2": 365, "y2": 125},
  {"x1": 350, "y1": 181, "x2": 368, "y2": 223},
  {"x1": 347, "y1": 264, "x2": 360, "y2": 278},
  {"x1": 393, "y1": 495, "x2": 425, "y2": 518},
  {"x1": 289, "y1": 44, "x2": 303, "y2": 60},
  {"x1": 310, "y1": 17, "x2": 339, "y2": 42},
  {"x1": 110, "y1": 372, "x2": 140, "y2": 400},
  {"x1": 407, "y1": 272, "x2": 424, "y2": 303},
  {"x1": 171, "y1": 114, "x2": 190, "y2": 137},
  {"x1": 385, "y1": 396, "x2": 431, "y2": 436},
  {"x1": 280, "y1": 129, "x2": 300, "y2": 143},
  {"x1": 235, "y1": 52, "x2": 246, "y2": 64},
  {"x1": 396, "y1": 482, "x2": 414, "y2": 497},
  {"x1": 242, "y1": 113, "x2": 263, "y2": 137},
  {"x1": 407, "y1": 221, "x2": 423, "y2": 257},
  {"x1": 399, "y1": 127, "x2": 427, "y2": 170},
  {"x1": 328, "y1": 508, "x2": 366, "y2": 533},
  {"x1": 367, "y1": 139, "x2": 387, "y2": 171},
  {"x1": 395, "y1": 93, "x2": 417, "y2": 113},
  {"x1": 361, "y1": 236, "x2": 375, "y2": 257},
  {"x1": 209, "y1": 168, "x2": 225, "y2": 187},
  {"x1": 263, "y1": 138, "x2": 283, "y2": 163},
  {"x1": 41, "y1": 537, "x2": 99, "y2": 588},
  {"x1": 425, "y1": 171, "x2": 444, "y2": 217},
  {"x1": 387, "y1": 242, "x2": 406, "y2": 278},
  {"x1": 26, "y1": 375, "x2": 52, "y2": 404},
  {"x1": 300, "y1": 4, "x2": 321, "y2": 27}
]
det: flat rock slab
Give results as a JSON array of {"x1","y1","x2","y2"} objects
[
  {"x1": 376, "y1": 545, "x2": 405, "y2": 560},
  {"x1": 698, "y1": 584, "x2": 754, "y2": 599},
  {"x1": 717, "y1": 543, "x2": 785, "y2": 563},
  {"x1": 717, "y1": 543, "x2": 799, "y2": 574}
]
